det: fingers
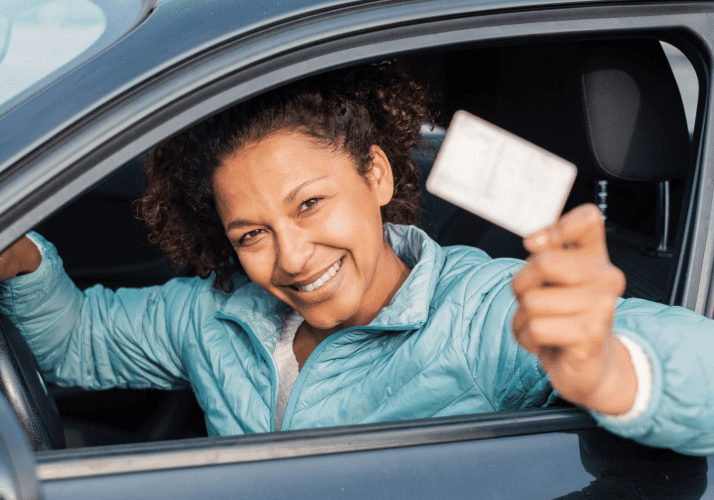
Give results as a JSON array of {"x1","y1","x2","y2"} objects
[
  {"x1": 513, "y1": 203, "x2": 624, "y2": 297},
  {"x1": 524, "y1": 203, "x2": 606, "y2": 256},
  {"x1": 512, "y1": 289, "x2": 618, "y2": 343},
  {"x1": 517, "y1": 287, "x2": 616, "y2": 317},
  {"x1": 513, "y1": 315, "x2": 586, "y2": 353},
  {"x1": 512, "y1": 249, "x2": 625, "y2": 296}
]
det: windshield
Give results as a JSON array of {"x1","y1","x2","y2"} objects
[{"x1": 0, "y1": 0, "x2": 106, "y2": 109}]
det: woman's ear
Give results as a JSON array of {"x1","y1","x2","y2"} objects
[{"x1": 367, "y1": 145, "x2": 394, "y2": 207}]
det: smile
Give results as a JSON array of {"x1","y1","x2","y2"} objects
[{"x1": 296, "y1": 259, "x2": 342, "y2": 292}]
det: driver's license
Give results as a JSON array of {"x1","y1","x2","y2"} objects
[{"x1": 426, "y1": 110, "x2": 577, "y2": 238}]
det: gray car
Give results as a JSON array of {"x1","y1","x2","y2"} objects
[{"x1": 0, "y1": 0, "x2": 713, "y2": 499}]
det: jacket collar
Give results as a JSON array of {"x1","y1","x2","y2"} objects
[{"x1": 216, "y1": 224, "x2": 445, "y2": 347}]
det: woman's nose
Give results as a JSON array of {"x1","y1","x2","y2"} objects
[{"x1": 275, "y1": 227, "x2": 313, "y2": 275}]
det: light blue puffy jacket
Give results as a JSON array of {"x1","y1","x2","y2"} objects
[{"x1": 1, "y1": 224, "x2": 714, "y2": 455}]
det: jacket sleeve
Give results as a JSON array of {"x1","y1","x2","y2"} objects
[
  {"x1": 460, "y1": 257, "x2": 556, "y2": 412},
  {"x1": 591, "y1": 298, "x2": 714, "y2": 456},
  {"x1": 461, "y1": 257, "x2": 714, "y2": 456},
  {"x1": 0, "y1": 232, "x2": 201, "y2": 390}
]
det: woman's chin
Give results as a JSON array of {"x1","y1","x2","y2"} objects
[
  {"x1": 297, "y1": 304, "x2": 357, "y2": 334},
  {"x1": 290, "y1": 288, "x2": 360, "y2": 331},
  {"x1": 300, "y1": 313, "x2": 346, "y2": 332}
]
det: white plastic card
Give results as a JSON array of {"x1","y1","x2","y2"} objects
[{"x1": 426, "y1": 111, "x2": 577, "y2": 238}]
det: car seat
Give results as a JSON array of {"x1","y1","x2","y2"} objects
[{"x1": 417, "y1": 39, "x2": 690, "y2": 303}]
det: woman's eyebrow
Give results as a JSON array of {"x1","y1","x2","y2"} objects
[
  {"x1": 226, "y1": 218, "x2": 256, "y2": 231},
  {"x1": 283, "y1": 175, "x2": 329, "y2": 206},
  {"x1": 226, "y1": 175, "x2": 330, "y2": 231}
]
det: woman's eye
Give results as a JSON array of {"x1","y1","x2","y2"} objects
[
  {"x1": 299, "y1": 198, "x2": 321, "y2": 212},
  {"x1": 238, "y1": 229, "x2": 263, "y2": 246}
]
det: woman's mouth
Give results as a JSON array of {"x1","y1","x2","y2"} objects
[{"x1": 294, "y1": 259, "x2": 342, "y2": 292}]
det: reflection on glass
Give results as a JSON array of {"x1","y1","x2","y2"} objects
[
  {"x1": 554, "y1": 429, "x2": 708, "y2": 500},
  {"x1": 661, "y1": 41, "x2": 699, "y2": 137},
  {"x1": 0, "y1": 17, "x2": 10, "y2": 62},
  {"x1": 0, "y1": 0, "x2": 106, "y2": 106}
]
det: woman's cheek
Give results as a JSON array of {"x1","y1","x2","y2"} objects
[
  {"x1": 238, "y1": 248, "x2": 271, "y2": 286},
  {"x1": 327, "y1": 215, "x2": 344, "y2": 234}
]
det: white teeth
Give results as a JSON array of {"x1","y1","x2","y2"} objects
[{"x1": 298, "y1": 259, "x2": 342, "y2": 292}]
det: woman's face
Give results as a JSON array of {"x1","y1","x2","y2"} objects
[{"x1": 211, "y1": 131, "x2": 408, "y2": 333}]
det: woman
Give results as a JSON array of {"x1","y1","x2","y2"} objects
[{"x1": 0, "y1": 65, "x2": 712, "y2": 453}]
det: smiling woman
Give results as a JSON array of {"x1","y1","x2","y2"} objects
[
  {"x1": 137, "y1": 65, "x2": 429, "y2": 294},
  {"x1": 1, "y1": 62, "x2": 714, "y2": 456},
  {"x1": 212, "y1": 133, "x2": 409, "y2": 343}
]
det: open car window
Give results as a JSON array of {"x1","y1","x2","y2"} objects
[{"x1": 27, "y1": 33, "x2": 702, "y2": 449}]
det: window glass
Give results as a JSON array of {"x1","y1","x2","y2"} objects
[
  {"x1": 661, "y1": 41, "x2": 698, "y2": 137},
  {"x1": 0, "y1": 16, "x2": 10, "y2": 61},
  {"x1": 0, "y1": 0, "x2": 106, "y2": 106}
]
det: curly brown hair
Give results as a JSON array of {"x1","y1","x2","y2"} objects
[{"x1": 137, "y1": 63, "x2": 433, "y2": 292}]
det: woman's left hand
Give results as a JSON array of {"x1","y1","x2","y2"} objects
[{"x1": 511, "y1": 203, "x2": 637, "y2": 416}]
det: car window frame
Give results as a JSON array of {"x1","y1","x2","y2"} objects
[{"x1": 35, "y1": 407, "x2": 594, "y2": 480}]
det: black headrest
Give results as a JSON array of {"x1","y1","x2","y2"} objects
[{"x1": 495, "y1": 40, "x2": 689, "y2": 182}]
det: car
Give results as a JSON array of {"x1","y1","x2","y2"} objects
[{"x1": 0, "y1": 0, "x2": 713, "y2": 498}]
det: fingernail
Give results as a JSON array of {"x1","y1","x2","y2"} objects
[{"x1": 535, "y1": 234, "x2": 547, "y2": 246}]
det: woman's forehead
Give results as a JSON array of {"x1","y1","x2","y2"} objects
[
  {"x1": 221, "y1": 132, "x2": 345, "y2": 182},
  {"x1": 211, "y1": 132, "x2": 356, "y2": 213}
]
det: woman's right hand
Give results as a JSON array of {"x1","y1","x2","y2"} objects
[{"x1": 0, "y1": 237, "x2": 42, "y2": 282}]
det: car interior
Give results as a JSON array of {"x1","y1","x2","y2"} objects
[{"x1": 27, "y1": 35, "x2": 699, "y2": 449}]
